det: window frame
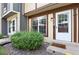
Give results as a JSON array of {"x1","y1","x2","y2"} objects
[
  {"x1": 31, "y1": 15, "x2": 48, "y2": 37},
  {"x1": 57, "y1": 12, "x2": 69, "y2": 33}
]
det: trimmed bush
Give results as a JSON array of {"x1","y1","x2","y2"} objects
[
  {"x1": 11, "y1": 32, "x2": 44, "y2": 50},
  {"x1": 0, "y1": 34, "x2": 3, "y2": 39}
]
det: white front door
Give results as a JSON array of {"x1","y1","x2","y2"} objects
[
  {"x1": 8, "y1": 18, "x2": 16, "y2": 35},
  {"x1": 56, "y1": 10, "x2": 71, "y2": 41}
]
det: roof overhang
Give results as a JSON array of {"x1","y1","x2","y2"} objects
[
  {"x1": 2, "y1": 11, "x2": 18, "y2": 19},
  {"x1": 24, "y1": 3, "x2": 72, "y2": 17}
]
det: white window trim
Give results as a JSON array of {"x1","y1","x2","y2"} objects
[
  {"x1": 32, "y1": 15, "x2": 48, "y2": 36},
  {"x1": 71, "y1": 9, "x2": 74, "y2": 42},
  {"x1": 38, "y1": 18, "x2": 39, "y2": 32},
  {"x1": 76, "y1": 8, "x2": 78, "y2": 43},
  {"x1": 56, "y1": 10, "x2": 71, "y2": 33},
  {"x1": 7, "y1": 17, "x2": 16, "y2": 35}
]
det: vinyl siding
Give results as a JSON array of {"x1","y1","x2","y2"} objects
[
  {"x1": 2, "y1": 18, "x2": 7, "y2": 35},
  {"x1": 20, "y1": 4, "x2": 27, "y2": 31},
  {"x1": 37, "y1": 3, "x2": 49, "y2": 8},
  {"x1": 13, "y1": 3, "x2": 20, "y2": 12},
  {"x1": 25, "y1": 3, "x2": 35, "y2": 13}
]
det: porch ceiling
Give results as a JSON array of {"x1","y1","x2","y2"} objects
[{"x1": 24, "y1": 3, "x2": 72, "y2": 17}]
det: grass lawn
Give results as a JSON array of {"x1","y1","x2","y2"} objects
[{"x1": 0, "y1": 46, "x2": 5, "y2": 55}]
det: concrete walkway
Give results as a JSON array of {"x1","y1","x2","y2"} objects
[{"x1": 0, "y1": 38, "x2": 11, "y2": 45}]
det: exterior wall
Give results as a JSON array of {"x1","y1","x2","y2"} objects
[
  {"x1": 20, "y1": 15, "x2": 27, "y2": 31},
  {"x1": 28, "y1": 18, "x2": 32, "y2": 32},
  {"x1": 5, "y1": 3, "x2": 26, "y2": 32},
  {"x1": 6, "y1": 12, "x2": 27, "y2": 34},
  {"x1": 20, "y1": 4, "x2": 27, "y2": 31},
  {"x1": 7, "y1": 14, "x2": 20, "y2": 33},
  {"x1": 25, "y1": 3, "x2": 36, "y2": 13},
  {"x1": 51, "y1": 4, "x2": 79, "y2": 44},
  {"x1": 44, "y1": 14, "x2": 53, "y2": 43},
  {"x1": 1, "y1": 3, "x2": 27, "y2": 35},
  {"x1": 52, "y1": 4, "x2": 79, "y2": 44},
  {"x1": 28, "y1": 14, "x2": 53, "y2": 43},
  {"x1": 27, "y1": 4, "x2": 79, "y2": 44},
  {"x1": 1, "y1": 3, "x2": 22, "y2": 17},
  {"x1": 37, "y1": 3, "x2": 49, "y2": 8},
  {"x1": 7, "y1": 14, "x2": 17, "y2": 22},
  {"x1": 13, "y1": 3, "x2": 21, "y2": 12},
  {"x1": 24, "y1": 3, "x2": 51, "y2": 13},
  {"x1": 2, "y1": 18, "x2": 7, "y2": 35},
  {"x1": 1, "y1": 3, "x2": 13, "y2": 16}
]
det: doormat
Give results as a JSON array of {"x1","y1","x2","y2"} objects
[{"x1": 52, "y1": 42, "x2": 66, "y2": 49}]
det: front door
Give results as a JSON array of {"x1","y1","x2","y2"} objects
[
  {"x1": 8, "y1": 18, "x2": 16, "y2": 35},
  {"x1": 56, "y1": 10, "x2": 71, "y2": 41}
]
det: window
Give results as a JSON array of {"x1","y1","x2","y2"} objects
[
  {"x1": 9, "y1": 21, "x2": 11, "y2": 33},
  {"x1": 32, "y1": 15, "x2": 48, "y2": 36},
  {"x1": 12, "y1": 20, "x2": 15, "y2": 31},
  {"x1": 39, "y1": 16, "x2": 47, "y2": 35},
  {"x1": 32, "y1": 18, "x2": 38, "y2": 31},
  {"x1": 58, "y1": 14, "x2": 68, "y2": 32}
]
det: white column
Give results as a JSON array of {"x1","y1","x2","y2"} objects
[
  {"x1": 45, "y1": 13, "x2": 53, "y2": 43},
  {"x1": 17, "y1": 12, "x2": 20, "y2": 32},
  {"x1": 76, "y1": 8, "x2": 78, "y2": 43},
  {"x1": 71, "y1": 9, "x2": 74, "y2": 42},
  {"x1": 29, "y1": 18, "x2": 32, "y2": 32}
]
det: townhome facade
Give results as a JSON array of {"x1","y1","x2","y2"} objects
[
  {"x1": 0, "y1": 3, "x2": 79, "y2": 54},
  {"x1": 24, "y1": 3, "x2": 53, "y2": 43},
  {"x1": 24, "y1": 3, "x2": 74, "y2": 43},
  {"x1": 0, "y1": 3, "x2": 27, "y2": 35},
  {"x1": 24, "y1": 3, "x2": 79, "y2": 54}
]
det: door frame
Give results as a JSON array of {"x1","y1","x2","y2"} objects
[
  {"x1": 7, "y1": 17, "x2": 16, "y2": 35},
  {"x1": 55, "y1": 10, "x2": 72, "y2": 41}
]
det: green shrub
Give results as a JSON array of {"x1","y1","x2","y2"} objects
[
  {"x1": 11, "y1": 32, "x2": 44, "y2": 50},
  {"x1": 0, "y1": 34, "x2": 3, "y2": 39}
]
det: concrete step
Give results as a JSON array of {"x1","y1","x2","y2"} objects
[
  {"x1": 0, "y1": 38, "x2": 11, "y2": 45},
  {"x1": 47, "y1": 46, "x2": 79, "y2": 55},
  {"x1": 47, "y1": 46, "x2": 65, "y2": 54},
  {"x1": 3, "y1": 35, "x2": 9, "y2": 38}
]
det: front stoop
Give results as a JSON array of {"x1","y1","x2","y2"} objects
[
  {"x1": 0, "y1": 38, "x2": 11, "y2": 45},
  {"x1": 47, "y1": 46, "x2": 65, "y2": 55},
  {"x1": 47, "y1": 45, "x2": 79, "y2": 55},
  {"x1": 46, "y1": 40, "x2": 79, "y2": 55}
]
